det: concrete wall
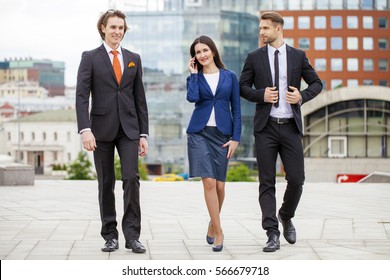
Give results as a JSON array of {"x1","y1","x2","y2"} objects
[{"x1": 305, "y1": 158, "x2": 390, "y2": 182}]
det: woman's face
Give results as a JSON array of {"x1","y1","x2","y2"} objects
[{"x1": 194, "y1": 43, "x2": 214, "y2": 67}]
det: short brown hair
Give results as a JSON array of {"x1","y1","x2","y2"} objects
[
  {"x1": 260, "y1": 11, "x2": 284, "y2": 27},
  {"x1": 97, "y1": 9, "x2": 128, "y2": 40}
]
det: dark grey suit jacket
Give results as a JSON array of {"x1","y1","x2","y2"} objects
[
  {"x1": 239, "y1": 44, "x2": 322, "y2": 135},
  {"x1": 76, "y1": 44, "x2": 148, "y2": 141}
]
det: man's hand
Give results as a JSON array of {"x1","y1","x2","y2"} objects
[
  {"x1": 82, "y1": 130, "x2": 97, "y2": 151},
  {"x1": 264, "y1": 86, "x2": 279, "y2": 104},
  {"x1": 139, "y1": 137, "x2": 148, "y2": 157},
  {"x1": 286, "y1": 86, "x2": 302, "y2": 104}
]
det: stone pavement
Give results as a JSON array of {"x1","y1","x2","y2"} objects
[{"x1": 0, "y1": 180, "x2": 389, "y2": 260}]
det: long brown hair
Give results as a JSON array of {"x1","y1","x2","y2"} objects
[
  {"x1": 97, "y1": 9, "x2": 128, "y2": 40},
  {"x1": 189, "y1": 35, "x2": 225, "y2": 71}
]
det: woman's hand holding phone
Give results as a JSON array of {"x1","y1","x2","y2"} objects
[{"x1": 188, "y1": 57, "x2": 198, "y2": 74}]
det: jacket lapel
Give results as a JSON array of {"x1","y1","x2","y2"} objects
[
  {"x1": 198, "y1": 72, "x2": 214, "y2": 97},
  {"x1": 261, "y1": 45, "x2": 273, "y2": 86},
  {"x1": 286, "y1": 45, "x2": 294, "y2": 87},
  {"x1": 98, "y1": 45, "x2": 117, "y2": 83}
]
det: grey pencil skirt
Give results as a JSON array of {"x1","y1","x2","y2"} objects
[{"x1": 187, "y1": 126, "x2": 230, "y2": 182}]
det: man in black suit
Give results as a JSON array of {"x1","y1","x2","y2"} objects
[
  {"x1": 240, "y1": 11, "x2": 322, "y2": 252},
  {"x1": 76, "y1": 10, "x2": 149, "y2": 253}
]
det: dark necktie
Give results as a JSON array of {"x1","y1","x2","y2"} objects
[
  {"x1": 111, "y1": 50, "x2": 122, "y2": 84},
  {"x1": 274, "y1": 49, "x2": 279, "y2": 108}
]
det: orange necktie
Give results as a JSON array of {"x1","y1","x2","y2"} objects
[{"x1": 111, "y1": 50, "x2": 122, "y2": 84}]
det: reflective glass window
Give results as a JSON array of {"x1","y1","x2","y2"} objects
[
  {"x1": 299, "y1": 38, "x2": 310, "y2": 50},
  {"x1": 379, "y1": 17, "x2": 388, "y2": 28},
  {"x1": 331, "y1": 37, "x2": 343, "y2": 50},
  {"x1": 331, "y1": 16, "x2": 342, "y2": 29},
  {"x1": 284, "y1": 17, "x2": 294, "y2": 30},
  {"x1": 315, "y1": 37, "x2": 326, "y2": 50},
  {"x1": 379, "y1": 59, "x2": 388, "y2": 71},
  {"x1": 298, "y1": 16, "x2": 310, "y2": 29},
  {"x1": 346, "y1": 0, "x2": 359, "y2": 9},
  {"x1": 315, "y1": 58, "x2": 327, "y2": 71},
  {"x1": 314, "y1": 16, "x2": 326, "y2": 29},
  {"x1": 347, "y1": 79, "x2": 359, "y2": 87},
  {"x1": 331, "y1": 58, "x2": 343, "y2": 71},
  {"x1": 363, "y1": 59, "x2": 374, "y2": 71},
  {"x1": 347, "y1": 58, "x2": 359, "y2": 71},
  {"x1": 362, "y1": 0, "x2": 374, "y2": 9},
  {"x1": 363, "y1": 37, "x2": 374, "y2": 50},
  {"x1": 347, "y1": 16, "x2": 358, "y2": 29},
  {"x1": 363, "y1": 16, "x2": 373, "y2": 29},
  {"x1": 347, "y1": 37, "x2": 359, "y2": 50},
  {"x1": 379, "y1": 39, "x2": 388, "y2": 50},
  {"x1": 331, "y1": 79, "x2": 343, "y2": 89},
  {"x1": 316, "y1": 0, "x2": 329, "y2": 9},
  {"x1": 330, "y1": 0, "x2": 343, "y2": 9}
]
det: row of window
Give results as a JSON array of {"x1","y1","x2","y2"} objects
[
  {"x1": 323, "y1": 79, "x2": 388, "y2": 90},
  {"x1": 284, "y1": 15, "x2": 388, "y2": 30},
  {"x1": 7, "y1": 131, "x2": 72, "y2": 142},
  {"x1": 286, "y1": 37, "x2": 388, "y2": 51},
  {"x1": 264, "y1": 0, "x2": 389, "y2": 11},
  {"x1": 315, "y1": 58, "x2": 388, "y2": 72}
]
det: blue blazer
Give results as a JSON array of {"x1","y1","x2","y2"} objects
[{"x1": 186, "y1": 69, "x2": 241, "y2": 142}]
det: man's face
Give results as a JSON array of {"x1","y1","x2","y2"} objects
[
  {"x1": 101, "y1": 16, "x2": 125, "y2": 48},
  {"x1": 259, "y1": 19, "x2": 281, "y2": 45}
]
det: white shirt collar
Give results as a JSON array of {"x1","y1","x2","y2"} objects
[
  {"x1": 268, "y1": 42, "x2": 286, "y2": 55},
  {"x1": 103, "y1": 42, "x2": 121, "y2": 55}
]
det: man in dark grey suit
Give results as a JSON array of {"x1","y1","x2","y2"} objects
[
  {"x1": 76, "y1": 9, "x2": 149, "y2": 253},
  {"x1": 240, "y1": 11, "x2": 322, "y2": 252}
]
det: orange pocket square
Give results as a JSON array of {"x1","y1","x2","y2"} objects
[{"x1": 127, "y1": 62, "x2": 135, "y2": 68}]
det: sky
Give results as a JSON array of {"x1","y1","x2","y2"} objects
[{"x1": 0, "y1": 0, "x2": 111, "y2": 86}]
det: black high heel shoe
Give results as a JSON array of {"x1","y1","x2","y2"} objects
[{"x1": 206, "y1": 222, "x2": 215, "y2": 245}]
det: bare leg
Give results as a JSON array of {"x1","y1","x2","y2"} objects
[{"x1": 202, "y1": 177, "x2": 224, "y2": 246}]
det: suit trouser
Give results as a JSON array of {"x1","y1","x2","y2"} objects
[
  {"x1": 254, "y1": 119, "x2": 304, "y2": 237},
  {"x1": 93, "y1": 126, "x2": 141, "y2": 243}
]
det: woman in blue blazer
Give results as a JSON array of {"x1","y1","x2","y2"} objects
[{"x1": 186, "y1": 35, "x2": 241, "y2": 252}]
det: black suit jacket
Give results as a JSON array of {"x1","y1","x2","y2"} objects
[
  {"x1": 76, "y1": 44, "x2": 148, "y2": 141},
  {"x1": 239, "y1": 44, "x2": 322, "y2": 135}
]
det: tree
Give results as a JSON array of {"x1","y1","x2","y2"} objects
[
  {"x1": 66, "y1": 151, "x2": 95, "y2": 180},
  {"x1": 114, "y1": 155, "x2": 149, "y2": 181},
  {"x1": 226, "y1": 164, "x2": 255, "y2": 182}
]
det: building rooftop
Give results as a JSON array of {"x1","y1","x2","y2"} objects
[{"x1": 14, "y1": 109, "x2": 76, "y2": 122}]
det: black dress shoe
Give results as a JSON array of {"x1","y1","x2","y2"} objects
[
  {"x1": 125, "y1": 240, "x2": 146, "y2": 254},
  {"x1": 263, "y1": 234, "x2": 280, "y2": 252},
  {"x1": 278, "y1": 213, "x2": 296, "y2": 244},
  {"x1": 101, "y1": 238, "x2": 119, "y2": 252}
]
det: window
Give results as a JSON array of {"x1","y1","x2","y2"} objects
[
  {"x1": 331, "y1": 58, "x2": 343, "y2": 71},
  {"x1": 346, "y1": 0, "x2": 359, "y2": 9},
  {"x1": 315, "y1": 37, "x2": 326, "y2": 50},
  {"x1": 330, "y1": 0, "x2": 343, "y2": 9},
  {"x1": 315, "y1": 58, "x2": 327, "y2": 71},
  {"x1": 362, "y1": 0, "x2": 374, "y2": 9},
  {"x1": 379, "y1": 59, "x2": 388, "y2": 71},
  {"x1": 347, "y1": 37, "x2": 358, "y2": 50},
  {"x1": 299, "y1": 38, "x2": 310, "y2": 50},
  {"x1": 378, "y1": 39, "x2": 388, "y2": 50},
  {"x1": 363, "y1": 80, "x2": 373, "y2": 85},
  {"x1": 54, "y1": 132, "x2": 58, "y2": 141},
  {"x1": 379, "y1": 17, "x2": 388, "y2": 28},
  {"x1": 43, "y1": 132, "x2": 46, "y2": 141},
  {"x1": 363, "y1": 16, "x2": 373, "y2": 29},
  {"x1": 314, "y1": 16, "x2": 326, "y2": 29},
  {"x1": 302, "y1": 1, "x2": 313, "y2": 10},
  {"x1": 284, "y1": 17, "x2": 294, "y2": 30},
  {"x1": 331, "y1": 37, "x2": 343, "y2": 50},
  {"x1": 32, "y1": 132, "x2": 35, "y2": 141},
  {"x1": 331, "y1": 79, "x2": 343, "y2": 89},
  {"x1": 377, "y1": 0, "x2": 388, "y2": 10},
  {"x1": 298, "y1": 16, "x2": 310, "y2": 29},
  {"x1": 363, "y1": 37, "x2": 374, "y2": 50},
  {"x1": 331, "y1": 16, "x2": 342, "y2": 29},
  {"x1": 347, "y1": 79, "x2": 359, "y2": 87},
  {"x1": 317, "y1": 0, "x2": 329, "y2": 9},
  {"x1": 347, "y1": 58, "x2": 359, "y2": 71},
  {"x1": 347, "y1": 16, "x2": 358, "y2": 29},
  {"x1": 363, "y1": 59, "x2": 374, "y2": 71},
  {"x1": 7, "y1": 132, "x2": 11, "y2": 141},
  {"x1": 328, "y1": 136, "x2": 347, "y2": 158},
  {"x1": 288, "y1": 0, "x2": 300, "y2": 10},
  {"x1": 379, "y1": 80, "x2": 388, "y2": 86}
]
